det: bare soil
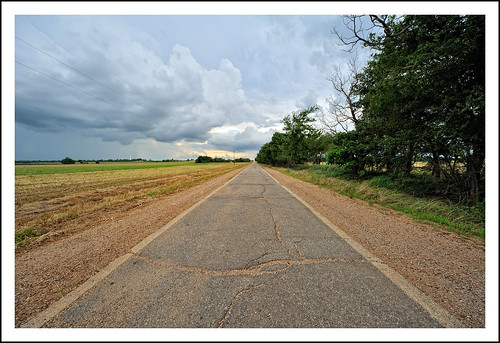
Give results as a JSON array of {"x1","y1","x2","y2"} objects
[{"x1": 15, "y1": 164, "x2": 485, "y2": 328}]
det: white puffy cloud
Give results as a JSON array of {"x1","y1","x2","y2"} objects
[
  {"x1": 15, "y1": 17, "x2": 264, "y2": 149},
  {"x1": 208, "y1": 126, "x2": 274, "y2": 153},
  {"x1": 13, "y1": 14, "x2": 355, "y2": 160}
]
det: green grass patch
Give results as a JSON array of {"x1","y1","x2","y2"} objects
[
  {"x1": 269, "y1": 164, "x2": 485, "y2": 240},
  {"x1": 15, "y1": 227, "x2": 47, "y2": 243},
  {"x1": 15, "y1": 161, "x2": 197, "y2": 176}
]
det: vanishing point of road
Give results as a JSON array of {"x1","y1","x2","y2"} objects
[{"x1": 27, "y1": 163, "x2": 459, "y2": 328}]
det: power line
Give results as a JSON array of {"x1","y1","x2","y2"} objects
[
  {"x1": 15, "y1": 61, "x2": 159, "y2": 128},
  {"x1": 15, "y1": 36, "x2": 144, "y2": 108},
  {"x1": 15, "y1": 36, "x2": 168, "y2": 123}
]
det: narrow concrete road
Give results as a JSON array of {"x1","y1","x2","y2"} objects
[{"x1": 44, "y1": 163, "x2": 441, "y2": 328}]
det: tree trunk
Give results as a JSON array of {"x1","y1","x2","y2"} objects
[
  {"x1": 466, "y1": 152, "x2": 485, "y2": 206},
  {"x1": 431, "y1": 151, "x2": 441, "y2": 179},
  {"x1": 403, "y1": 142, "x2": 414, "y2": 177}
]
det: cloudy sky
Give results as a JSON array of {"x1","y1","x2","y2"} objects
[
  {"x1": 3, "y1": 2, "x2": 498, "y2": 162},
  {"x1": 10, "y1": 8, "x2": 362, "y2": 161}
]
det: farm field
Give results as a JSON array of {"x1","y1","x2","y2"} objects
[{"x1": 15, "y1": 161, "x2": 249, "y2": 252}]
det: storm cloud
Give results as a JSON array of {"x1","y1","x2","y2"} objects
[{"x1": 12, "y1": 11, "x2": 358, "y2": 160}]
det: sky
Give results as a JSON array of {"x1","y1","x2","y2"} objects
[
  {"x1": 10, "y1": 9, "x2": 369, "y2": 161},
  {"x1": 4, "y1": 2, "x2": 498, "y2": 163}
]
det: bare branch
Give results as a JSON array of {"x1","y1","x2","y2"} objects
[
  {"x1": 332, "y1": 14, "x2": 410, "y2": 52},
  {"x1": 321, "y1": 54, "x2": 363, "y2": 134}
]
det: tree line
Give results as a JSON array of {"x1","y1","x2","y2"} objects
[
  {"x1": 195, "y1": 156, "x2": 251, "y2": 163},
  {"x1": 256, "y1": 15, "x2": 485, "y2": 206}
]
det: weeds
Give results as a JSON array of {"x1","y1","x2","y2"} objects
[
  {"x1": 273, "y1": 164, "x2": 485, "y2": 240},
  {"x1": 15, "y1": 226, "x2": 47, "y2": 243}
]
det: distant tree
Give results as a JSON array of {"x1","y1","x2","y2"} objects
[
  {"x1": 256, "y1": 106, "x2": 326, "y2": 167},
  {"x1": 61, "y1": 157, "x2": 75, "y2": 164},
  {"x1": 195, "y1": 155, "x2": 213, "y2": 163}
]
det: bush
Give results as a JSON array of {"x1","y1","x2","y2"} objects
[{"x1": 326, "y1": 131, "x2": 369, "y2": 175}]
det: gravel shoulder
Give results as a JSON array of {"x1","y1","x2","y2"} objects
[
  {"x1": 15, "y1": 164, "x2": 485, "y2": 328},
  {"x1": 263, "y1": 166, "x2": 485, "y2": 328}
]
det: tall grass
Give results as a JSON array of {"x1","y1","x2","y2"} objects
[{"x1": 272, "y1": 164, "x2": 485, "y2": 240}]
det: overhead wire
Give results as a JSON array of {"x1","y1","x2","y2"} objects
[
  {"x1": 15, "y1": 36, "x2": 162, "y2": 128},
  {"x1": 15, "y1": 36, "x2": 146, "y2": 109},
  {"x1": 15, "y1": 61, "x2": 159, "y2": 128}
]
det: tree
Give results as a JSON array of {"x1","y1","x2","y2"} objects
[
  {"x1": 195, "y1": 155, "x2": 213, "y2": 163},
  {"x1": 308, "y1": 131, "x2": 334, "y2": 164},
  {"x1": 326, "y1": 131, "x2": 365, "y2": 174},
  {"x1": 255, "y1": 132, "x2": 287, "y2": 166},
  {"x1": 332, "y1": 15, "x2": 410, "y2": 52},
  {"x1": 281, "y1": 106, "x2": 320, "y2": 167},
  {"x1": 353, "y1": 15, "x2": 485, "y2": 203},
  {"x1": 319, "y1": 56, "x2": 363, "y2": 133},
  {"x1": 256, "y1": 106, "x2": 324, "y2": 167},
  {"x1": 61, "y1": 157, "x2": 75, "y2": 164}
]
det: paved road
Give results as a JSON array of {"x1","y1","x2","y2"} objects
[{"x1": 45, "y1": 163, "x2": 441, "y2": 328}]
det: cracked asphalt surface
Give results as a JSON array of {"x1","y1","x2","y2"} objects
[{"x1": 44, "y1": 163, "x2": 441, "y2": 328}]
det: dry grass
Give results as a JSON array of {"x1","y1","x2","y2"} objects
[
  {"x1": 15, "y1": 162, "x2": 249, "y2": 252},
  {"x1": 271, "y1": 165, "x2": 484, "y2": 239}
]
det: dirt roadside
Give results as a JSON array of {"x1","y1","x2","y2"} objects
[
  {"x1": 263, "y1": 166, "x2": 485, "y2": 328},
  {"x1": 15, "y1": 164, "x2": 485, "y2": 328},
  {"x1": 15, "y1": 167, "x2": 245, "y2": 327}
]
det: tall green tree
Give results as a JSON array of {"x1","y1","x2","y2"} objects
[
  {"x1": 353, "y1": 15, "x2": 485, "y2": 203},
  {"x1": 255, "y1": 132, "x2": 287, "y2": 166},
  {"x1": 281, "y1": 106, "x2": 320, "y2": 167},
  {"x1": 256, "y1": 106, "x2": 325, "y2": 167}
]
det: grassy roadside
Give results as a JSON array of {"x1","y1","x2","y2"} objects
[{"x1": 267, "y1": 164, "x2": 485, "y2": 240}]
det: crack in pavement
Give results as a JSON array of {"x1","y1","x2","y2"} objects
[
  {"x1": 292, "y1": 242, "x2": 306, "y2": 260},
  {"x1": 134, "y1": 255, "x2": 367, "y2": 277},
  {"x1": 131, "y1": 171, "x2": 366, "y2": 328},
  {"x1": 217, "y1": 283, "x2": 261, "y2": 328},
  {"x1": 217, "y1": 273, "x2": 283, "y2": 328},
  {"x1": 243, "y1": 252, "x2": 270, "y2": 269},
  {"x1": 260, "y1": 184, "x2": 293, "y2": 260}
]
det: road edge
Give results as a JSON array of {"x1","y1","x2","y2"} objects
[
  {"x1": 260, "y1": 165, "x2": 463, "y2": 328},
  {"x1": 21, "y1": 164, "x2": 251, "y2": 328}
]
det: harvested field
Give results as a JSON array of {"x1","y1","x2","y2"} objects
[
  {"x1": 15, "y1": 164, "x2": 248, "y2": 327},
  {"x1": 15, "y1": 161, "x2": 249, "y2": 252}
]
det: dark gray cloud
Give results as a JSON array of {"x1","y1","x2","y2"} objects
[
  {"x1": 12, "y1": 13, "x2": 358, "y2": 160},
  {"x1": 15, "y1": 27, "x2": 260, "y2": 143}
]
